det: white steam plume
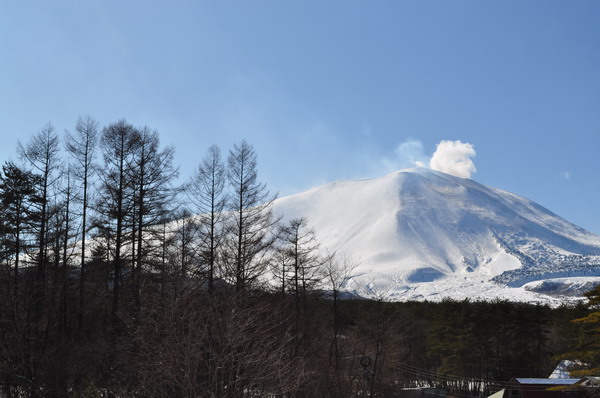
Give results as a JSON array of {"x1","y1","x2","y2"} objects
[
  {"x1": 394, "y1": 140, "x2": 428, "y2": 168},
  {"x1": 429, "y1": 140, "x2": 476, "y2": 178},
  {"x1": 380, "y1": 139, "x2": 428, "y2": 173}
]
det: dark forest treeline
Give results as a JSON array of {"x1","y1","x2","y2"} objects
[{"x1": 0, "y1": 118, "x2": 597, "y2": 397}]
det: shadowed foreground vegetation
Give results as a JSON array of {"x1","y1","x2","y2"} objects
[{"x1": 0, "y1": 267, "x2": 593, "y2": 397}]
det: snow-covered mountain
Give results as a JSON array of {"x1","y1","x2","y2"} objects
[{"x1": 272, "y1": 168, "x2": 600, "y2": 304}]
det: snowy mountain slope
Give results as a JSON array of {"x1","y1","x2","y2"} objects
[{"x1": 272, "y1": 168, "x2": 600, "y2": 303}]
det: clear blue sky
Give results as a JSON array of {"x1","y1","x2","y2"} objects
[{"x1": 1, "y1": 1, "x2": 599, "y2": 232}]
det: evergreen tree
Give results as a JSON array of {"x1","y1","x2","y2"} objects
[
  {"x1": 0, "y1": 161, "x2": 41, "y2": 291},
  {"x1": 566, "y1": 285, "x2": 600, "y2": 376}
]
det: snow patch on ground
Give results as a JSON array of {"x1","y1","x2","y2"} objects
[{"x1": 347, "y1": 273, "x2": 598, "y2": 306}]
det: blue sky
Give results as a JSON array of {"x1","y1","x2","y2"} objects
[{"x1": 1, "y1": 1, "x2": 600, "y2": 232}]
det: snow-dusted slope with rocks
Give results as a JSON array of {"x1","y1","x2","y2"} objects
[{"x1": 272, "y1": 168, "x2": 600, "y2": 304}]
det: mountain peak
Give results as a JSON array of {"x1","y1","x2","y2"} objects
[{"x1": 273, "y1": 169, "x2": 600, "y2": 304}]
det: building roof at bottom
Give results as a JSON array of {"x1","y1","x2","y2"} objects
[{"x1": 514, "y1": 378, "x2": 579, "y2": 385}]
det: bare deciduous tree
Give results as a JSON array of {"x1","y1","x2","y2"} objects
[
  {"x1": 276, "y1": 217, "x2": 325, "y2": 352},
  {"x1": 64, "y1": 115, "x2": 99, "y2": 329},
  {"x1": 186, "y1": 144, "x2": 227, "y2": 292},
  {"x1": 225, "y1": 140, "x2": 277, "y2": 292},
  {"x1": 17, "y1": 124, "x2": 61, "y2": 391},
  {"x1": 129, "y1": 126, "x2": 177, "y2": 312},
  {"x1": 322, "y1": 251, "x2": 358, "y2": 371},
  {"x1": 134, "y1": 289, "x2": 307, "y2": 397},
  {"x1": 18, "y1": 123, "x2": 61, "y2": 291},
  {"x1": 96, "y1": 120, "x2": 139, "y2": 324}
]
